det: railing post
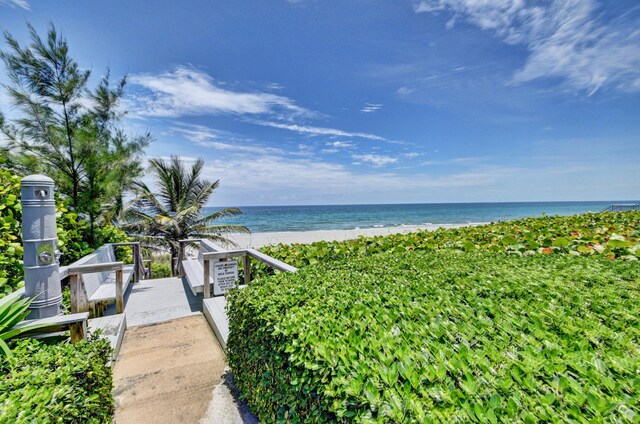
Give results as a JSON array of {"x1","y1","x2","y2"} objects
[
  {"x1": 69, "y1": 320, "x2": 86, "y2": 343},
  {"x1": 133, "y1": 243, "x2": 141, "y2": 282},
  {"x1": 203, "y1": 258, "x2": 211, "y2": 298},
  {"x1": 178, "y1": 241, "x2": 186, "y2": 277},
  {"x1": 243, "y1": 255, "x2": 251, "y2": 285},
  {"x1": 69, "y1": 273, "x2": 88, "y2": 313},
  {"x1": 116, "y1": 268, "x2": 124, "y2": 313}
]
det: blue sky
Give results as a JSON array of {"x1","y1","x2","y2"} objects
[{"x1": 1, "y1": 0, "x2": 639, "y2": 206}]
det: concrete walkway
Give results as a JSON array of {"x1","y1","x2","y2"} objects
[
  {"x1": 113, "y1": 315, "x2": 228, "y2": 423},
  {"x1": 105, "y1": 277, "x2": 202, "y2": 327},
  {"x1": 110, "y1": 278, "x2": 258, "y2": 423}
]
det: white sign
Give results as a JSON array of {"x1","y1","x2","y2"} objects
[{"x1": 213, "y1": 261, "x2": 238, "y2": 296}]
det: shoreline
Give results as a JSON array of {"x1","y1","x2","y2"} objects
[{"x1": 225, "y1": 222, "x2": 488, "y2": 249}]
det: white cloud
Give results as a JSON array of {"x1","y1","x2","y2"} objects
[
  {"x1": 127, "y1": 66, "x2": 311, "y2": 117},
  {"x1": 327, "y1": 141, "x2": 353, "y2": 148},
  {"x1": 253, "y1": 120, "x2": 386, "y2": 140},
  {"x1": 0, "y1": 0, "x2": 29, "y2": 9},
  {"x1": 185, "y1": 134, "x2": 639, "y2": 205},
  {"x1": 360, "y1": 103, "x2": 383, "y2": 113},
  {"x1": 265, "y1": 82, "x2": 285, "y2": 90},
  {"x1": 202, "y1": 154, "x2": 510, "y2": 205},
  {"x1": 414, "y1": 0, "x2": 640, "y2": 95},
  {"x1": 403, "y1": 152, "x2": 421, "y2": 159},
  {"x1": 422, "y1": 156, "x2": 486, "y2": 166},
  {"x1": 172, "y1": 123, "x2": 284, "y2": 155},
  {"x1": 352, "y1": 154, "x2": 398, "y2": 166},
  {"x1": 150, "y1": 155, "x2": 200, "y2": 163},
  {"x1": 395, "y1": 86, "x2": 414, "y2": 96}
]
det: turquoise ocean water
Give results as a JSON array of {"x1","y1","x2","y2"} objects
[{"x1": 207, "y1": 201, "x2": 636, "y2": 233}]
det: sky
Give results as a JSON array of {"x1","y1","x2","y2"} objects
[{"x1": 0, "y1": 0, "x2": 639, "y2": 206}]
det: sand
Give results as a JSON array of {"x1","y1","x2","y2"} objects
[{"x1": 225, "y1": 222, "x2": 487, "y2": 249}]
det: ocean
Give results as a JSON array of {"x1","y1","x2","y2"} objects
[{"x1": 206, "y1": 201, "x2": 635, "y2": 233}]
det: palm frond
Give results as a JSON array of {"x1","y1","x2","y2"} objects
[{"x1": 196, "y1": 207, "x2": 242, "y2": 225}]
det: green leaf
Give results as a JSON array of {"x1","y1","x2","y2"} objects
[
  {"x1": 552, "y1": 237, "x2": 570, "y2": 248},
  {"x1": 501, "y1": 236, "x2": 517, "y2": 246}
]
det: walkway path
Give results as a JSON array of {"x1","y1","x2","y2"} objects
[
  {"x1": 109, "y1": 277, "x2": 258, "y2": 423},
  {"x1": 113, "y1": 315, "x2": 226, "y2": 423},
  {"x1": 106, "y1": 277, "x2": 202, "y2": 327}
]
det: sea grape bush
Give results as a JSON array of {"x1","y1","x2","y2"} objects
[
  {"x1": 0, "y1": 335, "x2": 113, "y2": 423},
  {"x1": 257, "y1": 212, "x2": 640, "y2": 276},
  {"x1": 0, "y1": 168, "x2": 22, "y2": 297},
  {"x1": 228, "y1": 251, "x2": 640, "y2": 423}
]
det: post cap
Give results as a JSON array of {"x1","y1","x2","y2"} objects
[{"x1": 21, "y1": 174, "x2": 54, "y2": 186}]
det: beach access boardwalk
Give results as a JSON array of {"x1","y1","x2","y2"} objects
[{"x1": 105, "y1": 277, "x2": 258, "y2": 424}]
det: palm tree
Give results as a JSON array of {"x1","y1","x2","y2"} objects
[{"x1": 123, "y1": 156, "x2": 248, "y2": 275}]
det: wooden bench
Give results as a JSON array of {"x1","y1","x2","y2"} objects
[
  {"x1": 180, "y1": 239, "x2": 223, "y2": 296},
  {"x1": 68, "y1": 244, "x2": 135, "y2": 317}
]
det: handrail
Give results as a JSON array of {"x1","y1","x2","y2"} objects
[
  {"x1": 201, "y1": 248, "x2": 297, "y2": 272},
  {"x1": 247, "y1": 248, "x2": 298, "y2": 273},
  {"x1": 67, "y1": 261, "x2": 124, "y2": 274},
  {"x1": 599, "y1": 203, "x2": 640, "y2": 213},
  {"x1": 59, "y1": 266, "x2": 69, "y2": 280},
  {"x1": 202, "y1": 250, "x2": 248, "y2": 260},
  {"x1": 66, "y1": 244, "x2": 131, "y2": 316},
  {"x1": 15, "y1": 312, "x2": 89, "y2": 343},
  {"x1": 180, "y1": 239, "x2": 297, "y2": 298},
  {"x1": 111, "y1": 242, "x2": 148, "y2": 281}
]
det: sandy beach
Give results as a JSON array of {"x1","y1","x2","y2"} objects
[{"x1": 225, "y1": 222, "x2": 487, "y2": 249}]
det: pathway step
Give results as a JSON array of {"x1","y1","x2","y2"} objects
[
  {"x1": 88, "y1": 313, "x2": 126, "y2": 363},
  {"x1": 203, "y1": 297, "x2": 229, "y2": 350}
]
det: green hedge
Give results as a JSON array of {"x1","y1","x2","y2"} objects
[
  {"x1": 0, "y1": 169, "x2": 23, "y2": 297},
  {"x1": 150, "y1": 259, "x2": 173, "y2": 279},
  {"x1": 257, "y1": 212, "x2": 640, "y2": 277},
  {"x1": 228, "y1": 251, "x2": 640, "y2": 422},
  {"x1": 0, "y1": 336, "x2": 113, "y2": 423}
]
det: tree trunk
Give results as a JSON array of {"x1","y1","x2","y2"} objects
[
  {"x1": 170, "y1": 245, "x2": 178, "y2": 276},
  {"x1": 72, "y1": 169, "x2": 80, "y2": 209}
]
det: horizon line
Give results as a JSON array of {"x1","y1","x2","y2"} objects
[{"x1": 207, "y1": 199, "x2": 639, "y2": 209}]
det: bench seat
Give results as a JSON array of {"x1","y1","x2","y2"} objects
[
  {"x1": 88, "y1": 264, "x2": 135, "y2": 303},
  {"x1": 68, "y1": 244, "x2": 135, "y2": 317},
  {"x1": 182, "y1": 257, "x2": 204, "y2": 295},
  {"x1": 181, "y1": 239, "x2": 244, "y2": 297}
]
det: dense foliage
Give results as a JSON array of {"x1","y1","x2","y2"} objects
[
  {"x1": 0, "y1": 167, "x2": 129, "y2": 297},
  {"x1": 150, "y1": 259, "x2": 173, "y2": 279},
  {"x1": 0, "y1": 336, "x2": 113, "y2": 423},
  {"x1": 0, "y1": 293, "x2": 50, "y2": 357},
  {"x1": 258, "y1": 212, "x2": 640, "y2": 275},
  {"x1": 228, "y1": 251, "x2": 640, "y2": 423},
  {"x1": 0, "y1": 23, "x2": 150, "y2": 235},
  {"x1": 0, "y1": 168, "x2": 22, "y2": 297}
]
